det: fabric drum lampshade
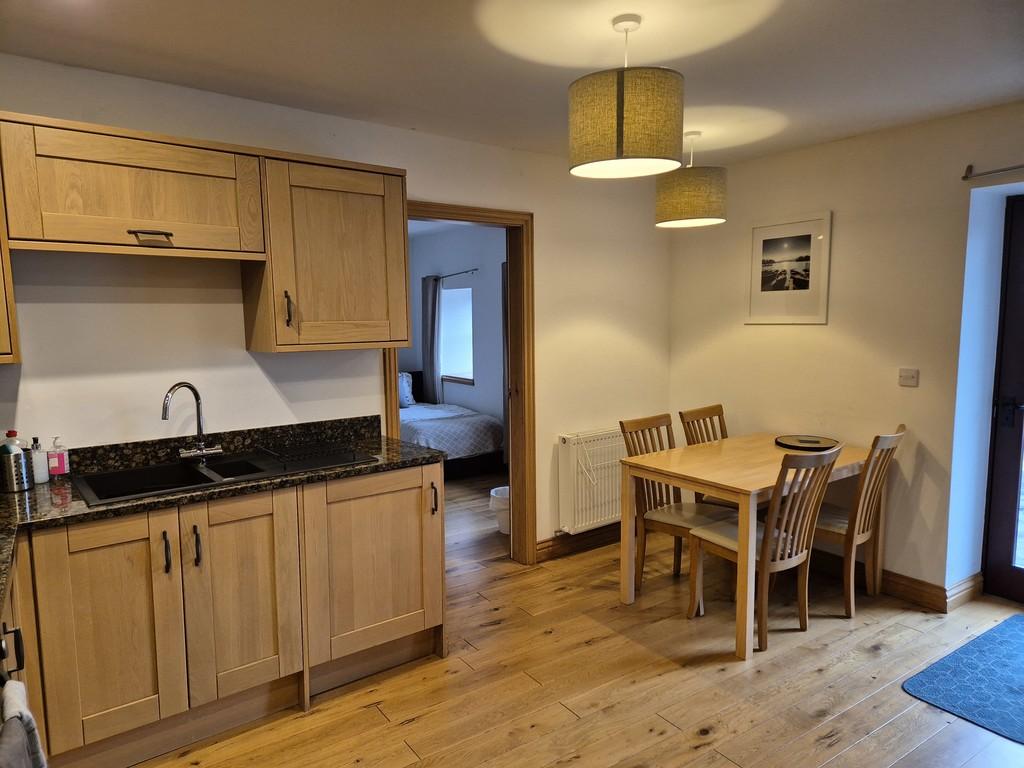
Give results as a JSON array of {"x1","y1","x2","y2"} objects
[
  {"x1": 655, "y1": 165, "x2": 727, "y2": 227},
  {"x1": 569, "y1": 66, "x2": 684, "y2": 179}
]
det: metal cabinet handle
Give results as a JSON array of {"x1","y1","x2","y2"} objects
[
  {"x1": 162, "y1": 530, "x2": 172, "y2": 574},
  {"x1": 127, "y1": 228, "x2": 174, "y2": 239},
  {"x1": 284, "y1": 290, "x2": 294, "y2": 327},
  {"x1": 193, "y1": 524, "x2": 202, "y2": 567},
  {"x1": 2, "y1": 624, "x2": 23, "y2": 674},
  {"x1": 430, "y1": 482, "x2": 439, "y2": 515}
]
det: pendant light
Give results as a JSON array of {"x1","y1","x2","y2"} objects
[
  {"x1": 655, "y1": 131, "x2": 727, "y2": 227},
  {"x1": 568, "y1": 14, "x2": 684, "y2": 179}
]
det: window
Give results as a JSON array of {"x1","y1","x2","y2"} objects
[{"x1": 439, "y1": 287, "x2": 473, "y2": 382}]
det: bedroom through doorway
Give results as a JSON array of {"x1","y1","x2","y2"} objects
[{"x1": 383, "y1": 202, "x2": 536, "y2": 567}]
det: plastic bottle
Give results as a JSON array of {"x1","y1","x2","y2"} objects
[
  {"x1": 3, "y1": 430, "x2": 26, "y2": 452},
  {"x1": 47, "y1": 437, "x2": 70, "y2": 476},
  {"x1": 30, "y1": 437, "x2": 49, "y2": 484}
]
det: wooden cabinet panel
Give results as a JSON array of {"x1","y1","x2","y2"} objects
[
  {"x1": 0, "y1": 122, "x2": 264, "y2": 255},
  {"x1": 303, "y1": 466, "x2": 444, "y2": 666},
  {"x1": 259, "y1": 159, "x2": 408, "y2": 349},
  {"x1": 1, "y1": 535, "x2": 47, "y2": 754},
  {"x1": 33, "y1": 509, "x2": 187, "y2": 755},
  {"x1": 179, "y1": 488, "x2": 301, "y2": 707}
]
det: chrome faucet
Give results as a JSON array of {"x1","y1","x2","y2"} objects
[{"x1": 161, "y1": 382, "x2": 223, "y2": 459}]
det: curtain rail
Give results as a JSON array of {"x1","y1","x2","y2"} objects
[{"x1": 962, "y1": 163, "x2": 1024, "y2": 181}]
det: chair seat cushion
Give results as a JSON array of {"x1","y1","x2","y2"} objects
[
  {"x1": 645, "y1": 502, "x2": 735, "y2": 530},
  {"x1": 816, "y1": 502, "x2": 850, "y2": 534},
  {"x1": 689, "y1": 519, "x2": 767, "y2": 552}
]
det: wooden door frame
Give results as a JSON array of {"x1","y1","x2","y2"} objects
[{"x1": 382, "y1": 201, "x2": 537, "y2": 565}]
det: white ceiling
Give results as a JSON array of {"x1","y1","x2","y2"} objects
[{"x1": 0, "y1": 0, "x2": 1021, "y2": 164}]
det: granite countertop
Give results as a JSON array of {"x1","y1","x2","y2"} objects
[{"x1": 0, "y1": 416, "x2": 444, "y2": 602}]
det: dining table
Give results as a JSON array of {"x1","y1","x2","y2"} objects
[{"x1": 619, "y1": 432, "x2": 871, "y2": 660}]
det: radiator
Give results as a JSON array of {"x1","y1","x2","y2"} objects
[{"x1": 558, "y1": 428, "x2": 627, "y2": 534}]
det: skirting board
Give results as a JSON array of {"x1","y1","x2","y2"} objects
[
  {"x1": 536, "y1": 523, "x2": 619, "y2": 562},
  {"x1": 810, "y1": 549, "x2": 983, "y2": 613}
]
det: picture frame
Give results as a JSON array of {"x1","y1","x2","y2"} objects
[{"x1": 746, "y1": 211, "x2": 832, "y2": 324}]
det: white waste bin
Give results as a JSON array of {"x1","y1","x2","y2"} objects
[{"x1": 490, "y1": 486, "x2": 511, "y2": 534}]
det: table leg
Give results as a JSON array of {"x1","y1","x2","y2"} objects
[
  {"x1": 620, "y1": 465, "x2": 636, "y2": 604},
  {"x1": 735, "y1": 493, "x2": 756, "y2": 659}
]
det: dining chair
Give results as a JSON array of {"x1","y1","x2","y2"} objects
[
  {"x1": 678, "y1": 404, "x2": 762, "y2": 511},
  {"x1": 619, "y1": 414, "x2": 735, "y2": 591},
  {"x1": 687, "y1": 445, "x2": 842, "y2": 651},
  {"x1": 815, "y1": 425, "x2": 905, "y2": 618}
]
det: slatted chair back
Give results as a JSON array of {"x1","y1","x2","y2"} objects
[
  {"x1": 850, "y1": 425, "x2": 905, "y2": 540},
  {"x1": 762, "y1": 446, "x2": 842, "y2": 569},
  {"x1": 619, "y1": 414, "x2": 681, "y2": 515},
  {"x1": 679, "y1": 404, "x2": 729, "y2": 446}
]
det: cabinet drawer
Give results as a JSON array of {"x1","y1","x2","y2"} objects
[{"x1": 0, "y1": 123, "x2": 264, "y2": 254}]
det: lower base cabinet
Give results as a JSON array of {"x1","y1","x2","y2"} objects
[
  {"x1": 33, "y1": 509, "x2": 189, "y2": 755},
  {"x1": 303, "y1": 464, "x2": 445, "y2": 665},
  {"x1": 25, "y1": 464, "x2": 444, "y2": 762},
  {"x1": 32, "y1": 488, "x2": 302, "y2": 755},
  {"x1": 179, "y1": 488, "x2": 302, "y2": 707}
]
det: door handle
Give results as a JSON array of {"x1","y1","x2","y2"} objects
[
  {"x1": 430, "y1": 482, "x2": 439, "y2": 515},
  {"x1": 192, "y1": 524, "x2": 202, "y2": 567},
  {"x1": 127, "y1": 228, "x2": 174, "y2": 242},
  {"x1": 994, "y1": 396, "x2": 1024, "y2": 427},
  {"x1": 284, "y1": 290, "x2": 294, "y2": 327},
  {"x1": 162, "y1": 530, "x2": 172, "y2": 574},
  {"x1": 2, "y1": 624, "x2": 24, "y2": 674}
]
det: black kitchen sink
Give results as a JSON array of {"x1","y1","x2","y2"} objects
[
  {"x1": 72, "y1": 443, "x2": 379, "y2": 507},
  {"x1": 73, "y1": 462, "x2": 219, "y2": 505}
]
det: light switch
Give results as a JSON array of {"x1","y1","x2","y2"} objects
[{"x1": 899, "y1": 368, "x2": 920, "y2": 388}]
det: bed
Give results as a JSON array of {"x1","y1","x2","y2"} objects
[{"x1": 399, "y1": 371, "x2": 506, "y2": 476}]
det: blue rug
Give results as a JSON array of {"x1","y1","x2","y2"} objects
[{"x1": 903, "y1": 614, "x2": 1024, "y2": 744}]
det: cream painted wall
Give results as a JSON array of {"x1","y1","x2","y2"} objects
[
  {"x1": 669, "y1": 101, "x2": 1024, "y2": 587},
  {"x1": 0, "y1": 53, "x2": 671, "y2": 541}
]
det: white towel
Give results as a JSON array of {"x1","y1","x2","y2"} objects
[{"x1": 1, "y1": 682, "x2": 45, "y2": 768}]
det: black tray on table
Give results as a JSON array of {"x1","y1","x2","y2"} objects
[{"x1": 774, "y1": 435, "x2": 839, "y2": 451}]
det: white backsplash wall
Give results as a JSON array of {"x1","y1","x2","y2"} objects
[
  {"x1": 0, "y1": 54, "x2": 673, "y2": 541},
  {"x1": 0, "y1": 251, "x2": 384, "y2": 447}
]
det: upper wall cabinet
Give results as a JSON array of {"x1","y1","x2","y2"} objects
[
  {"x1": 0, "y1": 122, "x2": 264, "y2": 259},
  {"x1": 242, "y1": 159, "x2": 409, "y2": 351}
]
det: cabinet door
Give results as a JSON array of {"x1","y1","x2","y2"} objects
[
  {"x1": 0, "y1": 122, "x2": 264, "y2": 253},
  {"x1": 1, "y1": 535, "x2": 47, "y2": 753},
  {"x1": 303, "y1": 466, "x2": 444, "y2": 666},
  {"x1": 178, "y1": 488, "x2": 302, "y2": 707},
  {"x1": 33, "y1": 510, "x2": 187, "y2": 755},
  {"x1": 265, "y1": 159, "x2": 408, "y2": 346}
]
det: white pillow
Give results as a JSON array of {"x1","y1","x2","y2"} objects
[{"x1": 398, "y1": 372, "x2": 416, "y2": 408}]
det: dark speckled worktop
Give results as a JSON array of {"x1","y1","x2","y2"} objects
[{"x1": 0, "y1": 416, "x2": 444, "y2": 602}]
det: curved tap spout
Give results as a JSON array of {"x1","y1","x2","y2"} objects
[{"x1": 161, "y1": 382, "x2": 221, "y2": 458}]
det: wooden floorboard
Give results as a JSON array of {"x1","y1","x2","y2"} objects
[{"x1": 141, "y1": 514, "x2": 1023, "y2": 768}]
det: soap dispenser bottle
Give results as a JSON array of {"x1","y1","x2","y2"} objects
[
  {"x1": 30, "y1": 437, "x2": 50, "y2": 484},
  {"x1": 47, "y1": 437, "x2": 70, "y2": 476}
]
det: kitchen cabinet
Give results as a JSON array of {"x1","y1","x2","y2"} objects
[
  {"x1": 33, "y1": 509, "x2": 188, "y2": 754},
  {"x1": 303, "y1": 464, "x2": 444, "y2": 665},
  {"x1": 178, "y1": 488, "x2": 302, "y2": 706},
  {"x1": 1, "y1": 535, "x2": 45, "y2": 751},
  {"x1": 0, "y1": 122, "x2": 264, "y2": 257},
  {"x1": 244, "y1": 158, "x2": 409, "y2": 351}
]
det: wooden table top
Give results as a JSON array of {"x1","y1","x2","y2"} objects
[{"x1": 620, "y1": 432, "x2": 870, "y2": 496}]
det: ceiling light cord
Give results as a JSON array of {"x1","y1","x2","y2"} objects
[
  {"x1": 623, "y1": 28, "x2": 629, "y2": 68},
  {"x1": 685, "y1": 131, "x2": 702, "y2": 168}
]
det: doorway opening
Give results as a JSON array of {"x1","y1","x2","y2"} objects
[{"x1": 383, "y1": 202, "x2": 536, "y2": 565}]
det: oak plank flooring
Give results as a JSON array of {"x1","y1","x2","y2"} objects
[{"x1": 142, "y1": 534, "x2": 1022, "y2": 768}]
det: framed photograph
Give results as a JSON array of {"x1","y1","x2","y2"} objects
[{"x1": 747, "y1": 211, "x2": 832, "y2": 324}]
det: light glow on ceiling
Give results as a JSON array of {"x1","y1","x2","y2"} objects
[{"x1": 475, "y1": 0, "x2": 781, "y2": 68}]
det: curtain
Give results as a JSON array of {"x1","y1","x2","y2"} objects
[{"x1": 421, "y1": 275, "x2": 442, "y2": 404}]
